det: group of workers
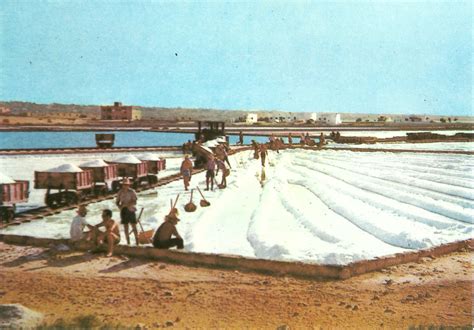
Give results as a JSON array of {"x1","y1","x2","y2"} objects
[
  {"x1": 69, "y1": 130, "x2": 328, "y2": 257},
  {"x1": 180, "y1": 142, "x2": 231, "y2": 192},
  {"x1": 70, "y1": 178, "x2": 183, "y2": 257}
]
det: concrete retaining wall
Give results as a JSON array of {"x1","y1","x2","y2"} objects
[{"x1": 0, "y1": 234, "x2": 471, "y2": 280}]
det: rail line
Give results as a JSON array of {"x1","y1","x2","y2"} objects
[{"x1": 0, "y1": 145, "x2": 182, "y2": 156}]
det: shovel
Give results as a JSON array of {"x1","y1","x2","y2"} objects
[
  {"x1": 184, "y1": 189, "x2": 197, "y2": 212},
  {"x1": 167, "y1": 193, "x2": 180, "y2": 216},
  {"x1": 196, "y1": 186, "x2": 210, "y2": 207},
  {"x1": 214, "y1": 177, "x2": 225, "y2": 189}
]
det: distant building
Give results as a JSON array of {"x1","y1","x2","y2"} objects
[
  {"x1": 295, "y1": 112, "x2": 317, "y2": 122},
  {"x1": 408, "y1": 115, "x2": 422, "y2": 122},
  {"x1": 246, "y1": 113, "x2": 258, "y2": 124},
  {"x1": 100, "y1": 102, "x2": 141, "y2": 121},
  {"x1": 0, "y1": 106, "x2": 11, "y2": 115},
  {"x1": 318, "y1": 113, "x2": 341, "y2": 125}
]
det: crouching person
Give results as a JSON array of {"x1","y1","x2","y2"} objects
[
  {"x1": 152, "y1": 211, "x2": 184, "y2": 249},
  {"x1": 93, "y1": 209, "x2": 121, "y2": 257},
  {"x1": 70, "y1": 205, "x2": 95, "y2": 243}
]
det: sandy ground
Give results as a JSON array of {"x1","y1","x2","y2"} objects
[{"x1": 0, "y1": 242, "x2": 472, "y2": 328}]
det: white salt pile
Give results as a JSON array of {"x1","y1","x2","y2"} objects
[
  {"x1": 79, "y1": 159, "x2": 109, "y2": 167},
  {"x1": 109, "y1": 155, "x2": 142, "y2": 164},
  {"x1": 0, "y1": 172, "x2": 15, "y2": 184},
  {"x1": 139, "y1": 154, "x2": 160, "y2": 161},
  {"x1": 203, "y1": 140, "x2": 219, "y2": 148},
  {"x1": 45, "y1": 164, "x2": 83, "y2": 173}
]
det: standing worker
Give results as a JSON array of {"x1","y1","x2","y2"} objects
[
  {"x1": 252, "y1": 140, "x2": 260, "y2": 159},
  {"x1": 116, "y1": 178, "x2": 139, "y2": 246},
  {"x1": 216, "y1": 158, "x2": 228, "y2": 188},
  {"x1": 260, "y1": 144, "x2": 268, "y2": 167},
  {"x1": 288, "y1": 133, "x2": 293, "y2": 146},
  {"x1": 205, "y1": 154, "x2": 216, "y2": 191},
  {"x1": 239, "y1": 131, "x2": 244, "y2": 145},
  {"x1": 319, "y1": 133, "x2": 325, "y2": 147},
  {"x1": 180, "y1": 154, "x2": 193, "y2": 191}
]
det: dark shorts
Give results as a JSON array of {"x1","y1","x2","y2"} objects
[
  {"x1": 206, "y1": 170, "x2": 215, "y2": 178},
  {"x1": 182, "y1": 169, "x2": 191, "y2": 177},
  {"x1": 120, "y1": 208, "x2": 137, "y2": 225}
]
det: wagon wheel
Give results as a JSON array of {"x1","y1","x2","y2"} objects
[
  {"x1": 132, "y1": 180, "x2": 140, "y2": 189},
  {"x1": 6, "y1": 209, "x2": 14, "y2": 223},
  {"x1": 149, "y1": 175, "x2": 158, "y2": 185},
  {"x1": 111, "y1": 181, "x2": 120, "y2": 192},
  {"x1": 100, "y1": 186, "x2": 108, "y2": 196},
  {"x1": 0, "y1": 208, "x2": 13, "y2": 223},
  {"x1": 64, "y1": 191, "x2": 79, "y2": 206},
  {"x1": 46, "y1": 194, "x2": 60, "y2": 209}
]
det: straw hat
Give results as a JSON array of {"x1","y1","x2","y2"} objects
[{"x1": 166, "y1": 213, "x2": 180, "y2": 222}]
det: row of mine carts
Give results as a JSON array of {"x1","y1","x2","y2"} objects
[{"x1": 0, "y1": 155, "x2": 167, "y2": 222}]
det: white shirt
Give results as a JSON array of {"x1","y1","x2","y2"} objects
[{"x1": 70, "y1": 215, "x2": 88, "y2": 241}]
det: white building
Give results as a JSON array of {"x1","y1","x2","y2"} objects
[
  {"x1": 295, "y1": 112, "x2": 317, "y2": 122},
  {"x1": 318, "y1": 113, "x2": 342, "y2": 125},
  {"x1": 246, "y1": 113, "x2": 258, "y2": 124}
]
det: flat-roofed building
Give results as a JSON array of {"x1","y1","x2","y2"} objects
[
  {"x1": 100, "y1": 102, "x2": 141, "y2": 120},
  {"x1": 246, "y1": 113, "x2": 258, "y2": 124}
]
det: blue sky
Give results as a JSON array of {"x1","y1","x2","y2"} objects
[{"x1": 0, "y1": 1, "x2": 471, "y2": 116}]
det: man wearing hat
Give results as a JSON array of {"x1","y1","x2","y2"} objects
[
  {"x1": 116, "y1": 178, "x2": 139, "y2": 246},
  {"x1": 152, "y1": 210, "x2": 184, "y2": 249},
  {"x1": 70, "y1": 204, "x2": 95, "y2": 242}
]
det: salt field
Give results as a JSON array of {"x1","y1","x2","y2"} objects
[
  {"x1": 1, "y1": 147, "x2": 472, "y2": 265},
  {"x1": 328, "y1": 141, "x2": 474, "y2": 151}
]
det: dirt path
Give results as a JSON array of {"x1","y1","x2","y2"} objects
[{"x1": 0, "y1": 242, "x2": 472, "y2": 328}]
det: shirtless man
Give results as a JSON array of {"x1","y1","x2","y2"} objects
[
  {"x1": 216, "y1": 158, "x2": 228, "y2": 188},
  {"x1": 94, "y1": 209, "x2": 120, "y2": 257},
  {"x1": 152, "y1": 211, "x2": 183, "y2": 249},
  {"x1": 180, "y1": 155, "x2": 193, "y2": 191},
  {"x1": 205, "y1": 155, "x2": 216, "y2": 191}
]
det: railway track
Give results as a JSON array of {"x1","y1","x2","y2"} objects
[
  {"x1": 0, "y1": 145, "x2": 182, "y2": 156},
  {"x1": 0, "y1": 169, "x2": 205, "y2": 230}
]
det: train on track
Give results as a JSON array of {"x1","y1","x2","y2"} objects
[{"x1": 0, "y1": 154, "x2": 167, "y2": 222}]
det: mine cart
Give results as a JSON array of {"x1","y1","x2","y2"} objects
[
  {"x1": 158, "y1": 158, "x2": 166, "y2": 171},
  {"x1": 35, "y1": 167, "x2": 93, "y2": 208},
  {"x1": 107, "y1": 156, "x2": 149, "y2": 189},
  {"x1": 138, "y1": 155, "x2": 167, "y2": 185},
  {"x1": 195, "y1": 121, "x2": 227, "y2": 143},
  {"x1": 95, "y1": 133, "x2": 115, "y2": 148},
  {"x1": 0, "y1": 180, "x2": 29, "y2": 223},
  {"x1": 79, "y1": 160, "x2": 119, "y2": 194}
]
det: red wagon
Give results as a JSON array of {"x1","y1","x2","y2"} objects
[
  {"x1": 108, "y1": 155, "x2": 149, "y2": 189},
  {"x1": 79, "y1": 160, "x2": 119, "y2": 194},
  {"x1": 138, "y1": 155, "x2": 166, "y2": 185},
  {"x1": 35, "y1": 165, "x2": 93, "y2": 208},
  {"x1": 0, "y1": 180, "x2": 29, "y2": 222}
]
